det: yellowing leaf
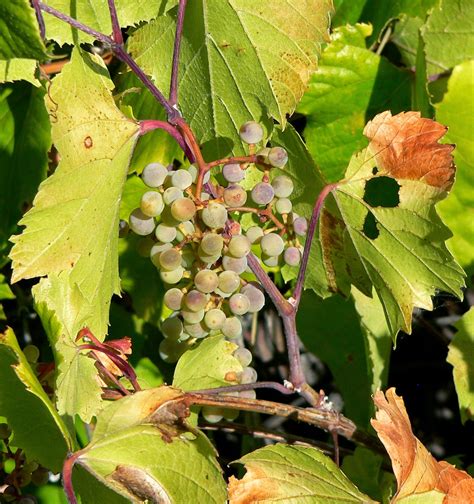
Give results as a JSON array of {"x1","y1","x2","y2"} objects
[{"x1": 371, "y1": 388, "x2": 474, "y2": 502}]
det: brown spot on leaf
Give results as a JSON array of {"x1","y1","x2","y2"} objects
[
  {"x1": 84, "y1": 136, "x2": 93, "y2": 149},
  {"x1": 225, "y1": 371, "x2": 238, "y2": 382},
  {"x1": 364, "y1": 111, "x2": 455, "y2": 191},
  {"x1": 228, "y1": 465, "x2": 279, "y2": 504}
]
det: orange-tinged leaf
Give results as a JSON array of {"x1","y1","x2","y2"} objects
[{"x1": 371, "y1": 388, "x2": 474, "y2": 502}]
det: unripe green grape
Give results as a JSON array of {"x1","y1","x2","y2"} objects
[
  {"x1": 201, "y1": 406, "x2": 224, "y2": 423},
  {"x1": 262, "y1": 254, "x2": 279, "y2": 267},
  {"x1": 251, "y1": 182, "x2": 274, "y2": 205},
  {"x1": 161, "y1": 316, "x2": 183, "y2": 340},
  {"x1": 201, "y1": 233, "x2": 224, "y2": 256},
  {"x1": 275, "y1": 197, "x2": 292, "y2": 214},
  {"x1": 176, "y1": 220, "x2": 195, "y2": 241},
  {"x1": 239, "y1": 121, "x2": 264, "y2": 144},
  {"x1": 150, "y1": 242, "x2": 172, "y2": 266},
  {"x1": 228, "y1": 235, "x2": 251, "y2": 258},
  {"x1": 119, "y1": 219, "x2": 129, "y2": 237},
  {"x1": 159, "y1": 339, "x2": 185, "y2": 363},
  {"x1": 155, "y1": 223, "x2": 177, "y2": 243},
  {"x1": 129, "y1": 208, "x2": 155, "y2": 236},
  {"x1": 31, "y1": 468, "x2": 50, "y2": 486},
  {"x1": 284, "y1": 246, "x2": 301, "y2": 267},
  {"x1": 183, "y1": 322, "x2": 209, "y2": 339},
  {"x1": 23, "y1": 344, "x2": 39, "y2": 363},
  {"x1": 142, "y1": 162, "x2": 168, "y2": 187},
  {"x1": 239, "y1": 389, "x2": 256, "y2": 399},
  {"x1": 222, "y1": 317, "x2": 242, "y2": 338},
  {"x1": 222, "y1": 255, "x2": 247, "y2": 274},
  {"x1": 260, "y1": 233, "x2": 284, "y2": 256},
  {"x1": 194, "y1": 270, "x2": 219, "y2": 293},
  {"x1": 181, "y1": 246, "x2": 196, "y2": 269},
  {"x1": 241, "y1": 366, "x2": 258, "y2": 384},
  {"x1": 241, "y1": 283, "x2": 265, "y2": 312},
  {"x1": 204, "y1": 309, "x2": 226, "y2": 330},
  {"x1": 160, "y1": 266, "x2": 184, "y2": 284},
  {"x1": 271, "y1": 175, "x2": 293, "y2": 198},
  {"x1": 228, "y1": 293, "x2": 250, "y2": 315},
  {"x1": 223, "y1": 409, "x2": 239, "y2": 422},
  {"x1": 246, "y1": 226, "x2": 264, "y2": 244},
  {"x1": 184, "y1": 290, "x2": 208, "y2": 312},
  {"x1": 140, "y1": 191, "x2": 164, "y2": 217},
  {"x1": 218, "y1": 270, "x2": 241, "y2": 293},
  {"x1": 164, "y1": 288, "x2": 184, "y2": 311},
  {"x1": 171, "y1": 197, "x2": 197, "y2": 222},
  {"x1": 188, "y1": 164, "x2": 211, "y2": 184},
  {"x1": 201, "y1": 202, "x2": 228, "y2": 229},
  {"x1": 293, "y1": 216, "x2": 308, "y2": 236},
  {"x1": 268, "y1": 146, "x2": 288, "y2": 168},
  {"x1": 197, "y1": 247, "x2": 221, "y2": 265},
  {"x1": 0, "y1": 423, "x2": 11, "y2": 440},
  {"x1": 163, "y1": 186, "x2": 184, "y2": 205},
  {"x1": 223, "y1": 163, "x2": 245, "y2": 183},
  {"x1": 223, "y1": 184, "x2": 247, "y2": 208},
  {"x1": 159, "y1": 249, "x2": 182, "y2": 271},
  {"x1": 181, "y1": 308, "x2": 205, "y2": 324},
  {"x1": 170, "y1": 169, "x2": 193, "y2": 190},
  {"x1": 234, "y1": 347, "x2": 252, "y2": 367}
]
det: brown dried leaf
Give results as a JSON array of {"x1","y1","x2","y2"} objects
[
  {"x1": 371, "y1": 388, "x2": 474, "y2": 502},
  {"x1": 364, "y1": 111, "x2": 455, "y2": 191}
]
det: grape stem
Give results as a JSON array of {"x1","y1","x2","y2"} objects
[
  {"x1": 140, "y1": 120, "x2": 194, "y2": 161},
  {"x1": 31, "y1": 0, "x2": 46, "y2": 39},
  {"x1": 228, "y1": 207, "x2": 285, "y2": 230},
  {"x1": 62, "y1": 450, "x2": 84, "y2": 504},
  {"x1": 207, "y1": 154, "x2": 258, "y2": 169},
  {"x1": 170, "y1": 0, "x2": 188, "y2": 106},
  {"x1": 193, "y1": 381, "x2": 295, "y2": 396},
  {"x1": 106, "y1": 0, "x2": 123, "y2": 44}
]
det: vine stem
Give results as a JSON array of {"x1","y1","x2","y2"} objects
[
  {"x1": 140, "y1": 120, "x2": 194, "y2": 161},
  {"x1": 106, "y1": 0, "x2": 123, "y2": 44},
  {"x1": 31, "y1": 0, "x2": 46, "y2": 39},
  {"x1": 170, "y1": 0, "x2": 188, "y2": 106},
  {"x1": 62, "y1": 451, "x2": 84, "y2": 504},
  {"x1": 193, "y1": 381, "x2": 294, "y2": 396}
]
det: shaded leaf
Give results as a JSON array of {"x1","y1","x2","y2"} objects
[
  {"x1": 447, "y1": 308, "x2": 474, "y2": 423},
  {"x1": 0, "y1": 273, "x2": 15, "y2": 320},
  {"x1": 332, "y1": 0, "x2": 367, "y2": 26},
  {"x1": 173, "y1": 335, "x2": 243, "y2": 391},
  {"x1": 371, "y1": 388, "x2": 474, "y2": 501},
  {"x1": 128, "y1": 0, "x2": 333, "y2": 159},
  {"x1": 309, "y1": 111, "x2": 465, "y2": 336},
  {"x1": 0, "y1": 0, "x2": 46, "y2": 60},
  {"x1": 435, "y1": 60, "x2": 474, "y2": 273},
  {"x1": 228, "y1": 444, "x2": 375, "y2": 503},
  {"x1": 0, "y1": 327, "x2": 73, "y2": 472},
  {"x1": 297, "y1": 23, "x2": 411, "y2": 181}
]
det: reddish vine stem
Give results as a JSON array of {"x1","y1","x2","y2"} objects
[
  {"x1": 207, "y1": 154, "x2": 258, "y2": 169},
  {"x1": 170, "y1": 0, "x2": 188, "y2": 106},
  {"x1": 62, "y1": 451, "x2": 83, "y2": 504},
  {"x1": 193, "y1": 381, "x2": 294, "y2": 396},
  {"x1": 106, "y1": 0, "x2": 123, "y2": 44},
  {"x1": 31, "y1": 0, "x2": 46, "y2": 39},
  {"x1": 140, "y1": 119, "x2": 194, "y2": 161}
]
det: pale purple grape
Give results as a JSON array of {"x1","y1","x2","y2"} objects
[
  {"x1": 268, "y1": 146, "x2": 288, "y2": 168},
  {"x1": 170, "y1": 169, "x2": 193, "y2": 190},
  {"x1": 150, "y1": 242, "x2": 172, "y2": 266},
  {"x1": 184, "y1": 322, "x2": 209, "y2": 339},
  {"x1": 240, "y1": 367, "x2": 258, "y2": 384},
  {"x1": 239, "y1": 121, "x2": 264, "y2": 144},
  {"x1": 159, "y1": 249, "x2": 182, "y2": 270},
  {"x1": 241, "y1": 283, "x2": 265, "y2": 312},
  {"x1": 128, "y1": 208, "x2": 155, "y2": 236},
  {"x1": 223, "y1": 163, "x2": 245, "y2": 182},
  {"x1": 194, "y1": 270, "x2": 219, "y2": 293},
  {"x1": 181, "y1": 308, "x2": 205, "y2": 324},
  {"x1": 161, "y1": 316, "x2": 183, "y2": 340},
  {"x1": 184, "y1": 290, "x2": 208, "y2": 312},
  {"x1": 251, "y1": 182, "x2": 274, "y2": 205},
  {"x1": 271, "y1": 175, "x2": 293, "y2": 198},
  {"x1": 222, "y1": 317, "x2": 242, "y2": 338},
  {"x1": 222, "y1": 255, "x2": 247, "y2": 274},
  {"x1": 293, "y1": 216, "x2": 308, "y2": 236},
  {"x1": 262, "y1": 254, "x2": 279, "y2": 267},
  {"x1": 246, "y1": 226, "x2": 264, "y2": 244},
  {"x1": 142, "y1": 162, "x2": 168, "y2": 187},
  {"x1": 164, "y1": 288, "x2": 184, "y2": 311},
  {"x1": 201, "y1": 233, "x2": 224, "y2": 256},
  {"x1": 233, "y1": 347, "x2": 252, "y2": 367},
  {"x1": 275, "y1": 198, "x2": 292, "y2": 214},
  {"x1": 284, "y1": 246, "x2": 301, "y2": 267},
  {"x1": 229, "y1": 293, "x2": 250, "y2": 315},
  {"x1": 260, "y1": 233, "x2": 284, "y2": 256},
  {"x1": 224, "y1": 184, "x2": 247, "y2": 208}
]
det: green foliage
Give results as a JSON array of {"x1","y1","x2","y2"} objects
[{"x1": 0, "y1": 59, "x2": 40, "y2": 86}]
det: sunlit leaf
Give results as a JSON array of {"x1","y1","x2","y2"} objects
[{"x1": 0, "y1": 59, "x2": 40, "y2": 86}]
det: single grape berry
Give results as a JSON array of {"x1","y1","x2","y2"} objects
[
  {"x1": 184, "y1": 290, "x2": 208, "y2": 312},
  {"x1": 239, "y1": 121, "x2": 264, "y2": 144},
  {"x1": 142, "y1": 162, "x2": 168, "y2": 187},
  {"x1": 240, "y1": 366, "x2": 258, "y2": 384},
  {"x1": 222, "y1": 316, "x2": 242, "y2": 338},
  {"x1": 181, "y1": 308, "x2": 205, "y2": 324},
  {"x1": 163, "y1": 186, "x2": 184, "y2": 205},
  {"x1": 268, "y1": 146, "x2": 288, "y2": 168},
  {"x1": 194, "y1": 269, "x2": 219, "y2": 293},
  {"x1": 201, "y1": 202, "x2": 228, "y2": 229},
  {"x1": 184, "y1": 322, "x2": 208, "y2": 339},
  {"x1": 171, "y1": 197, "x2": 197, "y2": 222},
  {"x1": 241, "y1": 283, "x2": 265, "y2": 312},
  {"x1": 23, "y1": 344, "x2": 40, "y2": 363},
  {"x1": 171, "y1": 169, "x2": 193, "y2": 190},
  {"x1": 201, "y1": 233, "x2": 224, "y2": 256},
  {"x1": 229, "y1": 293, "x2": 250, "y2": 315},
  {"x1": 129, "y1": 208, "x2": 156, "y2": 236},
  {"x1": 159, "y1": 249, "x2": 182, "y2": 270},
  {"x1": 260, "y1": 233, "x2": 285, "y2": 257},
  {"x1": 251, "y1": 182, "x2": 274, "y2": 206},
  {"x1": 275, "y1": 197, "x2": 292, "y2": 214},
  {"x1": 223, "y1": 163, "x2": 245, "y2": 183},
  {"x1": 164, "y1": 288, "x2": 184, "y2": 311},
  {"x1": 204, "y1": 308, "x2": 226, "y2": 330},
  {"x1": 155, "y1": 223, "x2": 177, "y2": 243},
  {"x1": 202, "y1": 406, "x2": 224, "y2": 423},
  {"x1": 262, "y1": 254, "x2": 279, "y2": 267},
  {"x1": 246, "y1": 226, "x2": 264, "y2": 244},
  {"x1": 160, "y1": 266, "x2": 184, "y2": 284},
  {"x1": 228, "y1": 235, "x2": 251, "y2": 258},
  {"x1": 161, "y1": 316, "x2": 183, "y2": 340},
  {"x1": 284, "y1": 246, "x2": 301, "y2": 267},
  {"x1": 223, "y1": 184, "x2": 247, "y2": 208},
  {"x1": 271, "y1": 175, "x2": 294, "y2": 198},
  {"x1": 293, "y1": 216, "x2": 308, "y2": 236},
  {"x1": 218, "y1": 270, "x2": 241, "y2": 293},
  {"x1": 234, "y1": 347, "x2": 252, "y2": 367},
  {"x1": 222, "y1": 255, "x2": 248, "y2": 274},
  {"x1": 140, "y1": 191, "x2": 164, "y2": 217}
]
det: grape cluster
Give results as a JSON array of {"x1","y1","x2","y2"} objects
[{"x1": 124, "y1": 121, "x2": 307, "y2": 362}]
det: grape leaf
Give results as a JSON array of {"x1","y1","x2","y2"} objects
[
  {"x1": 0, "y1": 82, "x2": 50, "y2": 254},
  {"x1": 297, "y1": 287, "x2": 391, "y2": 427},
  {"x1": 307, "y1": 111, "x2": 465, "y2": 336},
  {"x1": 371, "y1": 388, "x2": 474, "y2": 501},
  {"x1": 228, "y1": 444, "x2": 375, "y2": 503},
  {"x1": 447, "y1": 308, "x2": 474, "y2": 423},
  {"x1": 9, "y1": 48, "x2": 140, "y2": 420},
  {"x1": 435, "y1": 60, "x2": 474, "y2": 274},
  {"x1": 128, "y1": 0, "x2": 333, "y2": 159},
  {"x1": 74, "y1": 387, "x2": 227, "y2": 503},
  {"x1": 0, "y1": 273, "x2": 15, "y2": 320},
  {"x1": 0, "y1": 0, "x2": 47, "y2": 60},
  {"x1": 421, "y1": 0, "x2": 474, "y2": 73},
  {"x1": 173, "y1": 335, "x2": 243, "y2": 391},
  {"x1": 42, "y1": 0, "x2": 177, "y2": 45},
  {"x1": 332, "y1": 0, "x2": 367, "y2": 26},
  {"x1": 297, "y1": 23, "x2": 411, "y2": 182},
  {"x1": 0, "y1": 327, "x2": 73, "y2": 472},
  {"x1": 0, "y1": 59, "x2": 40, "y2": 86}
]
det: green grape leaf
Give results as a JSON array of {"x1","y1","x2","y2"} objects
[
  {"x1": 447, "y1": 307, "x2": 474, "y2": 423},
  {"x1": 228, "y1": 444, "x2": 375, "y2": 503},
  {"x1": 43, "y1": 0, "x2": 177, "y2": 45},
  {"x1": 0, "y1": 273, "x2": 15, "y2": 320},
  {"x1": 9, "y1": 48, "x2": 140, "y2": 420},
  {"x1": 74, "y1": 387, "x2": 227, "y2": 503},
  {"x1": 435, "y1": 60, "x2": 474, "y2": 274},
  {"x1": 173, "y1": 335, "x2": 243, "y2": 391},
  {"x1": 332, "y1": 0, "x2": 367, "y2": 26},
  {"x1": 128, "y1": 0, "x2": 333, "y2": 159},
  {"x1": 0, "y1": 59, "x2": 40, "y2": 86},
  {"x1": 310, "y1": 111, "x2": 465, "y2": 337},
  {"x1": 297, "y1": 287, "x2": 391, "y2": 427},
  {"x1": 297, "y1": 23, "x2": 411, "y2": 182},
  {"x1": 0, "y1": 0, "x2": 47, "y2": 60},
  {"x1": 0, "y1": 83, "x2": 50, "y2": 255},
  {"x1": 0, "y1": 327, "x2": 73, "y2": 472},
  {"x1": 421, "y1": 0, "x2": 474, "y2": 73}
]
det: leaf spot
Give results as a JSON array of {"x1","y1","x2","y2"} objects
[{"x1": 84, "y1": 136, "x2": 93, "y2": 149}]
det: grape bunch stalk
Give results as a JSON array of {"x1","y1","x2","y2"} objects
[{"x1": 123, "y1": 121, "x2": 308, "y2": 368}]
